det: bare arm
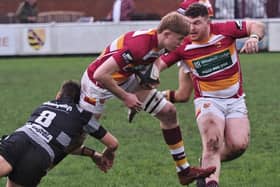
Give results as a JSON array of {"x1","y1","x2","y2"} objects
[
  {"x1": 70, "y1": 131, "x2": 118, "y2": 173},
  {"x1": 163, "y1": 67, "x2": 193, "y2": 103},
  {"x1": 246, "y1": 20, "x2": 265, "y2": 40},
  {"x1": 175, "y1": 68, "x2": 193, "y2": 102},
  {"x1": 240, "y1": 20, "x2": 265, "y2": 53},
  {"x1": 94, "y1": 56, "x2": 142, "y2": 110}
]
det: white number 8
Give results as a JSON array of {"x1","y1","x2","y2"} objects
[{"x1": 35, "y1": 110, "x2": 56, "y2": 127}]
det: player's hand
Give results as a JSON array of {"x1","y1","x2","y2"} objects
[
  {"x1": 123, "y1": 93, "x2": 142, "y2": 112},
  {"x1": 91, "y1": 151, "x2": 110, "y2": 173},
  {"x1": 240, "y1": 37, "x2": 259, "y2": 54},
  {"x1": 102, "y1": 148, "x2": 115, "y2": 170}
]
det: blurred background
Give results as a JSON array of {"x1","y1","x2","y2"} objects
[
  {"x1": 0, "y1": 0, "x2": 279, "y2": 23},
  {"x1": 0, "y1": 0, "x2": 279, "y2": 56}
]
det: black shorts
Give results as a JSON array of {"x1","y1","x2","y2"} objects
[{"x1": 0, "y1": 132, "x2": 51, "y2": 187}]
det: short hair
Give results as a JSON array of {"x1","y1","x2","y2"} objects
[
  {"x1": 59, "y1": 80, "x2": 81, "y2": 104},
  {"x1": 157, "y1": 11, "x2": 189, "y2": 36},
  {"x1": 185, "y1": 3, "x2": 209, "y2": 18}
]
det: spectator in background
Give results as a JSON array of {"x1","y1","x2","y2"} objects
[
  {"x1": 15, "y1": 0, "x2": 38, "y2": 23},
  {"x1": 243, "y1": 0, "x2": 267, "y2": 18},
  {"x1": 106, "y1": 0, "x2": 135, "y2": 22},
  {"x1": 214, "y1": 0, "x2": 235, "y2": 19}
]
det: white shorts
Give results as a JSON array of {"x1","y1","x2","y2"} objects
[
  {"x1": 194, "y1": 96, "x2": 248, "y2": 120},
  {"x1": 79, "y1": 71, "x2": 139, "y2": 114}
]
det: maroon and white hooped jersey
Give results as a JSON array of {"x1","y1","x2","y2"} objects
[
  {"x1": 87, "y1": 29, "x2": 166, "y2": 86},
  {"x1": 161, "y1": 21, "x2": 249, "y2": 99},
  {"x1": 177, "y1": 0, "x2": 214, "y2": 16}
]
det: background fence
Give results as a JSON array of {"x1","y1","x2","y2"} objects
[{"x1": 0, "y1": 0, "x2": 279, "y2": 24}]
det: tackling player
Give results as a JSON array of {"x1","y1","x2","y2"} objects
[
  {"x1": 79, "y1": 11, "x2": 215, "y2": 185},
  {"x1": 0, "y1": 80, "x2": 118, "y2": 187},
  {"x1": 158, "y1": 3, "x2": 265, "y2": 187}
]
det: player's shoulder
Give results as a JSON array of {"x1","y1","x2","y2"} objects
[
  {"x1": 211, "y1": 20, "x2": 244, "y2": 32},
  {"x1": 126, "y1": 29, "x2": 156, "y2": 46},
  {"x1": 125, "y1": 29, "x2": 157, "y2": 56}
]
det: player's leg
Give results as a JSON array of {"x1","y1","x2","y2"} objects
[
  {"x1": 195, "y1": 98, "x2": 226, "y2": 186},
  {"x1": 136, "y1": 89, "x2": 215, "y2": 185},
  {"x1": 221, "y1": 117, "x2": 250, "y2": 162},
  {"x1": 79, "y1": 70, "x2": 114, "y2": 120},
  {"x1": 6, "y1": 179, "x2": 23, "y2": 187},
  {"x1": 7, "y1": 138, "x2": 51, "y2": 187},
  {"x1": 0, "y1": 136, "x2": 13, "y2": 177},
  {"x1": 220, "y1": 97, "x2": 250, "y2": 162},
  {"x1": 197, "y1": 113, "x2": 225, "y2": 184},
  {"x1": 0, "y1": 155, "x2": 12, "y2": 177}
]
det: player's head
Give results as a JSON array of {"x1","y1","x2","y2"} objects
[
  {"x1": 57, "y1": 80, "x2": 81, "y2": 104},
  {"x1": 185, "y1": 3, "x2": 210, "y2": 42},
  {"x1": 157, "y1": 11, "x2": 189, "y2": 51}
]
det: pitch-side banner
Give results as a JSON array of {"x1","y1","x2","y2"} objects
[
  {"x1": 0, "y1": 28, "x2": 17, "y2": 55},
  {"x1": 268, "y1": 22, "x2": 280, "y2": 51},
  {"x1": 22, "y1": 26, "x2": 51, "y2": 54}
]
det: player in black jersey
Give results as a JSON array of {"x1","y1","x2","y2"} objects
[{"x1": 0, "y1": 80, "x2": 118, "y2": 187}]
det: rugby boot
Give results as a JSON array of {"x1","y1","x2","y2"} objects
[
  {"x1": 128, "y1": 108, "x2": 138, "y2": 123},
  {"x1": 178, "y1": 166, "x2": 216, "y2": 185},
  {"x1": 196, "y1": 158, "x2": 206, "y2": 187}
]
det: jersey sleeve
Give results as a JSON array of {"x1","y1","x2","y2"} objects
[
  {"x1": 160, "y1": 48, "x2": 183, "y2": 68},
  {"x1": 214, "y1": 21, "x2": 248, "y2": 39},
  {"x1": 112, "y1": 47, "x2": 135, "y2": 69},
  {"x1": 111, "y1": 39, "x2": 145, "y2": 69}
]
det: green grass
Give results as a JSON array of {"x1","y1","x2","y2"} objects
[{"x1": 0, "y1": 53, "x2": 279, "y2": 186}]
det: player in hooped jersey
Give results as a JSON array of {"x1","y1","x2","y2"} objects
[
  {"x1": 80, "y1": 12, "x2": 215, "y2": 185},
  {"x1": 159, "y1": 4, "x2": 265, "y2": 187},
  {"x1": 0, "y1": 80, "x2": 118, "y2": 187}
]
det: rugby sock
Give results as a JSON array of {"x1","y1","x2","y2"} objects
[{"x1": 162, "y1": 126, "x2": 190, "y2": 173}]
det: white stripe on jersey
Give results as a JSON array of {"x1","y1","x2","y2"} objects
[
  {"x1": 184, "y1": 34, "x2": 225, "y2": 51},
  {"x1": 109, "y1": 37, "x2": 119, "y2": 52}
]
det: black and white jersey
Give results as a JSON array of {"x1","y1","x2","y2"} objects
[{"x1": 16, "y1": 97, "x2": 92, "y2": 164}]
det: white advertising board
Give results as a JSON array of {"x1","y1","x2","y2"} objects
[
  {"x1": 268, "y1": 22, "x2": 280, "y2": 51},
  {"x1": 0, "y1": 28, "x2": 17, "y2": 55}
]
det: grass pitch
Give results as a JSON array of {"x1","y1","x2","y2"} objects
[{"x1": 0, "y1": 53, "x2": 279, "y2": 186}]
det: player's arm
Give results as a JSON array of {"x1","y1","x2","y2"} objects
[
  {"x1": 94, "y1": 56, "x2": 142, "y2": 110},
  {"x1": 72, "y1": 145, "x2": 110, "y2": 173},
  {"x1": 163, "y1": 67, "x2": 193, "y2": 103},
  {"x1": 156, "y1": 44, "x2": 184, "y2": 72},
  {"x1": 240, "y1": 20, "x2": 265, "y2": 53},
  {"x1": 72, "y1": 123, "x2": 118, "y2": 172}
]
